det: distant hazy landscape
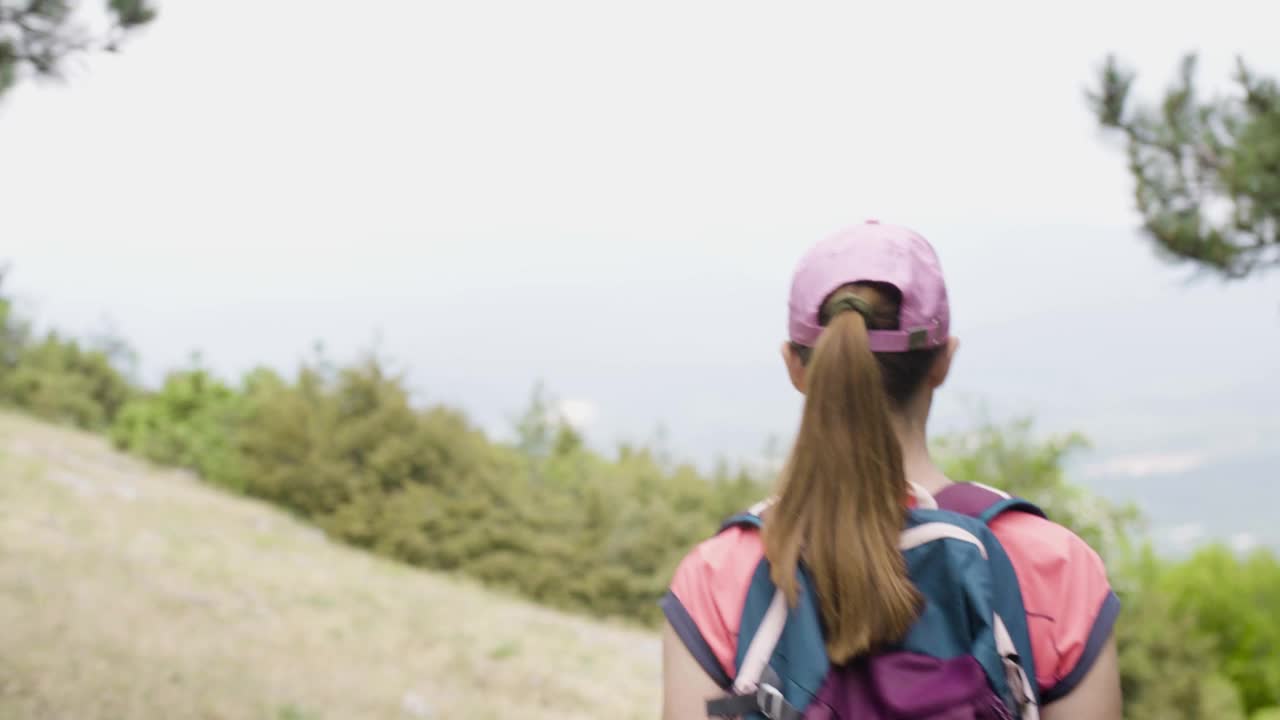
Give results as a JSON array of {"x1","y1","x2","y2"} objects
[{"x1": 1081, "y1": 450, "x2": 1280, "y2": 554}]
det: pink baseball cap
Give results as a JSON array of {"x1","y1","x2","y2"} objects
[{"x1": 788, "y1": 221, "x2": 950, "y2": 352}]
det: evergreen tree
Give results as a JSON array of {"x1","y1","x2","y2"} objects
[
  {"x1": 1091, "y1": 54, "x2": 1280, "y2": 279},
  {"x1": 0, "y1": 0, "x2": 155, "y2": 99}
]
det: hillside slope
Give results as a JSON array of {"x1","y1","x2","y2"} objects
[{"x1": 0, "y1": 412, "x2": 660, "y2": 720}]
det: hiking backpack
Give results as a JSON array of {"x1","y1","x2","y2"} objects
[{"x1": 704, "y1": 482, "x2": 1044, "y2": 720}]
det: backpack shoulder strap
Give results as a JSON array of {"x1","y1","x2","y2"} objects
[
  {"x1": 934, "y1": 482, "x2": 1046, "y2": 525},
  {"x1": 931, "y1": 484, "x2": 1046, "y2": 709},
  {"x1": 706, "y1": 503, "x2": 826, "y2": 720},
  {"x1": 718, "y1": 512, "x2": 763, "y2": 533},
  {"x1": 710, "y1": 562, "x2": 825, "y2": 720},
  {"x1": 717, "y1": 498, "x2": 774, "y2": 533}
]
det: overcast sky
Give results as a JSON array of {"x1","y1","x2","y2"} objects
[{"x1": 2, "y1": 0, "x2": 1278, "y2": 522}]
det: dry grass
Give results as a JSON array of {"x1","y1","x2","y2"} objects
[{"x1": 0, "y1": 411, "x2": 660, "y2": 720}]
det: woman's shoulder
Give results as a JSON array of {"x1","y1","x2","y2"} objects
[
  {"x1": 668, "y1": 525, "x2": 765, "y2": 610},
  {"x1": 987, "y1": 509, "x2": 1120, "y2": 701},
  {"x1": 662, "y1": 525, "x2": 765, "y2": 682},
  {"x1": 987, "y1": 510, "x2": 1107, "y2": 579}
]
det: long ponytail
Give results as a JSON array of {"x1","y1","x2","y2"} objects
[{"x1": 762, "y1": 287, "x2": 922, "y2": 664}]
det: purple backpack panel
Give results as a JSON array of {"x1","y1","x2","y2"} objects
[{"x1": 804, "y1": 652, "x2": 1014, "y2": 720}]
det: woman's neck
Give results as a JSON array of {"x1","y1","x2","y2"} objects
[{"x1": 892, "y1": 409, "x2": 951, "y2": 496}]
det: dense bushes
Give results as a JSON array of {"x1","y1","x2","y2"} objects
[
  {"x1": 0, "y1": 332, "x2": 132, "y2": 429},
  {"x1": 1159, "y1": 546, "x2": 1280, "y2": 714},
  {"x1": 106, "y1": 359, "x2": 763, "y2": 623},
  {"x1": 2, "y1": 274, "x2": 1277, "y2": 717},
  {"x1": 0, "y1": 273, "x2": 132, "y2": 429}
]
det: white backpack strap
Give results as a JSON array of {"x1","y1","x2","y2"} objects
[
  {"x1": 994, "y1": 613, "x2": 1040, "y2": 720},
  {"x1": 747, "y1": 497, "x2": 777, "y2": 516},
  {"x1": 732, "y1": 589, "x2": 789, "y2": 695},
  {"x1": 899, "y1": 522, "x2": 987, "y2": 557},
  {"x1": 909, "y1": 481, "x2": 939, "y2": 509},
  {"x1": 708, "y1": 585, "x2": 801, "y2": 719}
]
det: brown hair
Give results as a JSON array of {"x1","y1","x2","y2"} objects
[{"x1": 763, "y1": 282, "x2": 941, "y2": 663}]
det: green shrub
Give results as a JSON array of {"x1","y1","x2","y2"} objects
[
  {"x1": 1159, "y1": 546, "x2": 1280, "y2": 714},
  {"x1": 0, "y1": 331, "x2": 133, "y2": 429},
  {"x1": 1113, "y1": 546, "x2": 1234, "y2": 719},
  {"x1": 0, "y1": 271, "x2": 31, "y2": 372},
  {"x1": 110, "y1": 367, "x2": 251, "y2": 490},
  {"x1": 214, "y1": 358, "x2": 766, "y2": 621}
]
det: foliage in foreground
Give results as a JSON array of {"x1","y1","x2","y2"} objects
[
  {"x1": 1091, "y1": 54, "x2": 1280, "y2": 279},
  {"x1": 0, "y1": 0, "x2": 156, "y2": 99}
]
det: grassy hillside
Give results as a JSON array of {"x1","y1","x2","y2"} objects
[{"x1": 0, "y1": 411, "x2": 659, "y2": 720}]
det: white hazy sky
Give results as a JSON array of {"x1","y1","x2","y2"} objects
[{"x1": 2, "y1": 0, "x2": 1278, "y2": 483}]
